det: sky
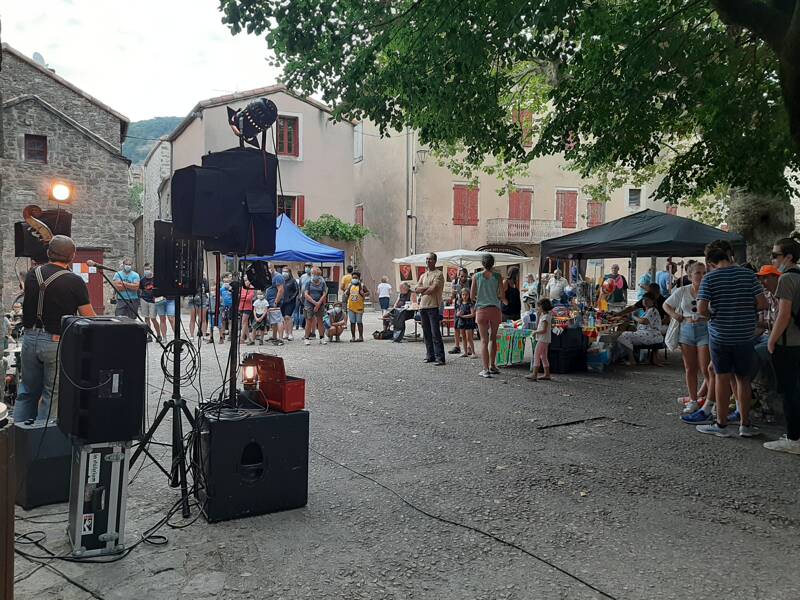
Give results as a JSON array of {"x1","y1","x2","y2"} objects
[{"x1": 2, "y1": 0, "x2": 284, "y2": 121}]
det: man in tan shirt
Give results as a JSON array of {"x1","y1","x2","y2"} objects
[{"x1": 415, "y1": 252, "x2": 446, "y2": 365}]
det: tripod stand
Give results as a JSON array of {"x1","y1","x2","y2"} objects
[{"x1": 130, "y1": 296, "x2": 195, "y2": 518}]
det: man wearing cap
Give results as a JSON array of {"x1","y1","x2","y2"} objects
[
  {"x1": 15, "y1": 236, "x2": 96, "y2": 422},
  {"x1": 756, "y1": 264, "x2": 781, "y2": 334}
]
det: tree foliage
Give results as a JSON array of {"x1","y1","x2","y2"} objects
[
  {"x1": 129, "y1": 181, "x2": 143, "y2": 214},
  {"x1": 302, "y1": 214, "x2": 370, "y2": 242},
  {"x1": 219, "y1": 0, "x2": 800, "y2": 208}
]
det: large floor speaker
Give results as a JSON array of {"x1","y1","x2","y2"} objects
[
  {"x1": 153, "y1": 220, "x2": 202, "y2": 297},
  {"x1": 14, "y1": 420, "x2": 71, "y2": 509},
  {"x1": 194, "y1": 409, "x2": 309, "y2": 523},
  {"x1": 58, "y1": 317, "x2": 147, "y2": 443}
]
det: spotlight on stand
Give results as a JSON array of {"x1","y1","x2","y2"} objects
[
  {"x1": 227, "y1": 97, "x2": 278, "y2": 149},
  {"x1": 242, "y1": 364, "x2": 259, "y2": 390},
  {"x1": 49, "y1": 181, "x2": 72, "y2": 203}
]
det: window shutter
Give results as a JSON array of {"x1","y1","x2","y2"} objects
[
  {"x1": 355, "y1": 205, "x2": 364, "y2": 225},
  {"x1": 296, "y1": 195, "x2": 305, "y2": 226},
  {"x1": 557, "y1": 190, "x2": 577, "y2": 228},
  {"x1": 467, "y1": 187, "x2": 479, "y2": 225},
  {"x1": 587, "y1": 201, "x2": 604, "y2": 227},
  {"x1": 453, "y1": 186, "x2": 466, "y2": 225},
  {"x1": 509, "y1": 189, "x2": 531, "y2": 220}
]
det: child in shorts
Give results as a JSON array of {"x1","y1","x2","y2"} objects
[
  {"x1": 252, "y1": 291, "x2": 269, "y2": 345},
  {"x1": 455, "y1": 288, "x2": 476, "y2": 357}
]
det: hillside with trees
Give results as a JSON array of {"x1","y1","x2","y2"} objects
[{"x1": 122, "y1": 116, "x2": 182, "y2": 164}]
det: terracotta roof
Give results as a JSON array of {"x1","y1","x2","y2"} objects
[
  {"x1": 4, "y1": 94, "x2": 130, "y2": 164},
  {"x1": 2, "y1": 43, "x2": 130, "y2": 140},
  {"x1": 167, "y1": 84, "x2": 341, "y2": 142}
]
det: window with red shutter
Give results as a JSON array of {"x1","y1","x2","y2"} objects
[
  {"x1": 587, "y1": 200, "x2": 605, "y2": 227},
  {"x1": 508, "y1": 188, "x2": 532, "y2": 220},
  {"x1": 556, "y1": 190, "x2": 578, "y2": 228},
  {"x1": 295, "y1": 195, "x2": 305, "y2": 225},
  {"x1": 466, "y1": 188, "x2": 479, "y2": 225},
  {"x1": 355, "y1": 205, "x2": 364, "y2": 225},
  {"x1": 666, "y1": 205, "x2": 678, "y2": 216},
  {"x1": 276, "y1": 116, "x2": 300, "y2": 156}
]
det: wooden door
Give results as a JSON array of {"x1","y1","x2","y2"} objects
[{"x1": 73, "y1": 248, "x2": 106, "y2": 315}]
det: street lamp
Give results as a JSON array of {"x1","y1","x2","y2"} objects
[{"x1": 49, "y1": 182, "x2": 72, "y2": 203}]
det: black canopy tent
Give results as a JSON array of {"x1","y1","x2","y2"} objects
[
  {"x1": 540, "y1": 209, "x2": 745, "y2": 262},
  {"x1": 538, "y1": 209, "x2": 746, "y2": 298}
]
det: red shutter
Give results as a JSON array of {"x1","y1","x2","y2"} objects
[
  {"x1": 509, "y1": 189, "x2": 531, "y2": 220},
  {"x1": 332, "y1": 265, "x2": 340, "y2": 282},
  {"x1": 296, "y1": 195, "x2": 305, "y2": 226},
  {"x1": 453, "y1": 186, "x2": 466, "y2": 225},
  {"x1": 467, "y1": 187, "x2": 479, "y2": 225},
  {"x1": 355, "y1": 205, "x2": 364, "y2": 225},
  {"x1": 587, "y1": 201, "x2": 605, "y2": 227},
  {"x1": 666, "y1": 205, "x2": 678, "y2": 216},
  {"x1": 557, "y1": 190, "x2": 577, "y2": 228}
]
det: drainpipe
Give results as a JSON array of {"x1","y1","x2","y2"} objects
[{"x1": 405, "y1": 126, "x2": 411, "y2": 255}]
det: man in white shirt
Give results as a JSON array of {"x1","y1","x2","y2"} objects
[{"x1": 545, "y1": 269, "x2": 567, "y2": 302}]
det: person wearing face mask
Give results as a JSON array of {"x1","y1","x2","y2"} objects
[
  {"x1": 346, "y1": 270, "x2": 370, "y2": 342},
  {"x1": 325, "y1": 301, "x2": 348, "y2": 342},
  {"x1": 138, "y1": 263, "x2": 161, "y2": 342},
  {"x1": 265, "y1": 264, "x2": 285, "y2": 344},
  {"x1": 112, "y1": 257, "x2": 141, "y2": 320},
  {"x1": 281, "y1": 267, "x2": 298, "y2": 341},
  {"x1": 303, "y1": 267, "x2": 328, "y2": 345},
  {"x1": 765, "y1": 236, "x2": 800, "y2": 454}
]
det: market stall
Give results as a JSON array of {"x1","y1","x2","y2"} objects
[{"x1": 532, "y1": 210, "x2": 746, "y2": 372}]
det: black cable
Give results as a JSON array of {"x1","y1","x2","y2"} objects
[{"x1": 310, "y1": 447, "x2": 619, "y2": 600}]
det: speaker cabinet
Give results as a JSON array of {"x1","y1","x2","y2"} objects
[
  {"x1": 194, "y1": 409, "x2": 309, "y2": 523},
  {"x1": 58, "y1": 316, "x2": 147, "y2": 443},
  {"x1": 153, "y1": 220, "x2": 202, "y2": 297},
  {"x1": 14, "y1": 420, "x2": 72, "y2": 509}
]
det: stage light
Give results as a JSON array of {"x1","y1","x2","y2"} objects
[
  {"x1": 226, "y1": 98, "x2": 278, "y2": 149},
  {"x1": 242, "y1": 364, "x2": 258, "y2": 389},
  {"x1": 50, "y1": 182, "x2": 72, "y2": 203}
]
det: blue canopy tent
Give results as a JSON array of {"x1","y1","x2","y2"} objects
[{"x1": 247, "y1": 214, "x2": 345, "y2": 263}]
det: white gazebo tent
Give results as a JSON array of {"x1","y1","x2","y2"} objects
[{"x1": 393, "y1": 249, "x2": 533, "y2": 270}]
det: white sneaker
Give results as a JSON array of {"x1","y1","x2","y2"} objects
[
  {"x1": 287, "y1": 335, "x2": 293, "y2": 341},
  {"x1": 320, "y1": 338, "x2": 327, "y2": 345},
  {"x1": 479, "y1": 370, "x2": 492, "y2": 378},
  {"x1": 682, "y1": 400, "x2": 701, "y2": 415},
  {"x1": 763, "y1": 435, "x2": 800, "y2": 454},
  {"x1": 304, "y1": 339, "x2": 311, "y2": 346},
  {"x1": 739, "y1": 424, "x2": 760, "y2": 438}
]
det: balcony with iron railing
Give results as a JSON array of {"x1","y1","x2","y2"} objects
[{"x1": 487, "y1": 218, "x2": 569, "y2": 244}]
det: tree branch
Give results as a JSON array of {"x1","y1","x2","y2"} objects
[{"x1": 711, "y1": 0, "x2": 789, "y2": 51}]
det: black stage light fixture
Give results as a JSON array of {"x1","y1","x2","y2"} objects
[{"x1": 227, "y1": 98, "x2": 278, "y2": 149}]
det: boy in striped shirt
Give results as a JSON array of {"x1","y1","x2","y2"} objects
[{"x1": 696, "y1": 242, "x2": 767, "y2": 437}]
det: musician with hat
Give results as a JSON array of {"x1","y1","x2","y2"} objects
[{"x1": 14, "y1": 235, "x2": 96, "y2": 423}]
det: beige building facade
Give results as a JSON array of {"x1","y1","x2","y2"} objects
[
  {"x1": 141, "y1": 86, "x2": 356, "y2": 281},
  {"x1": 354, "y1": 121, "x2": 681, "y2": 292}
]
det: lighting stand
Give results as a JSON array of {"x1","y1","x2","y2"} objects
[
  {"x1": 224, "y1": 256, "x2": 245, "y2": 405},
  {"x1": 130, "y1": 296, "x2": 194, "y2": 518}
]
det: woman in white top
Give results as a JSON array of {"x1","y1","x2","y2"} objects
[
  {"x1": 664, "y1": 262, "x2": 712, "y2": 414},
  {"x1": 617, "y1": 293, "x2": 664, "y2": 365},
  {"x1": 377, "y1": 276, "x2": 393, "y2": 312}
]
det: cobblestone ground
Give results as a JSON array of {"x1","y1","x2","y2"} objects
[{"x1": 13, "y1": 313, "x2": 800, "y2": 599}]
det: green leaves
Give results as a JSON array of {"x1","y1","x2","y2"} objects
[
  {"x1": 218, "y1": 0, "x2": 798, "y2": 209},
  {"x1": 301, "y1": 214, "x2": 370, "y2": 242}
]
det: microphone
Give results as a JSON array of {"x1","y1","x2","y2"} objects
[{"x1": 85, "y1": 259, "x2": 117, "y2": 272}]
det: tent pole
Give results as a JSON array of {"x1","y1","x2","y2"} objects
[{"x1": 630, "y1": 252, "x2": 637, "y2": 301}]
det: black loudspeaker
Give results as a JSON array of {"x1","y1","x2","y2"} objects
[
  {"x1": 14, "y1": 208, "x2": 73, "y2": 263},
  {"x1": 58, "y1": 317, "x2": 147, "y2": 443},
  {"x1": 171, "y1": 147, "x2": 277, "y2": 255},
  {"x1": 14, "y1": 420, "x2": 72, "y2": 509},
  {"x1": 194, "y1": 409, "x2": 309, "y2": 523},
  {"x1": 153, "y1": 220, "x2": 202, "y2": 297}
]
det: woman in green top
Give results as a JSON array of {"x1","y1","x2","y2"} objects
[{"x1": 470, "y1": 254, "x2": 506, "y2": 378}]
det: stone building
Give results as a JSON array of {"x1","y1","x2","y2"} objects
[{"x1": 0, "y1": 43, "x2": 132, "y2": 312}]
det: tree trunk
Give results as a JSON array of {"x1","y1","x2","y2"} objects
[{"x1": 726, "y1": 189, "x2": 795, "y2": 266}]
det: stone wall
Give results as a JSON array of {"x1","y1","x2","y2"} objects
[
  {"x1": 0, "y1": 99, "x2": 132, "y2": 309},
  {"x1": 141, "y1": 140, "x2": 171, "y2": 265},
  {"x1": 0, "y1": 51, "x2": 124, "y2": 148}
]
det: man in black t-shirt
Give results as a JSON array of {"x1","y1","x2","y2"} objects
[{"x1": 15, "y1": 235, "x2": 95, "y2": 423}]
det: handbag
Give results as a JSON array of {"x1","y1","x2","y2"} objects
[{"x1": 665, "y1": 315, "x2": 681, "y2": 351}]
